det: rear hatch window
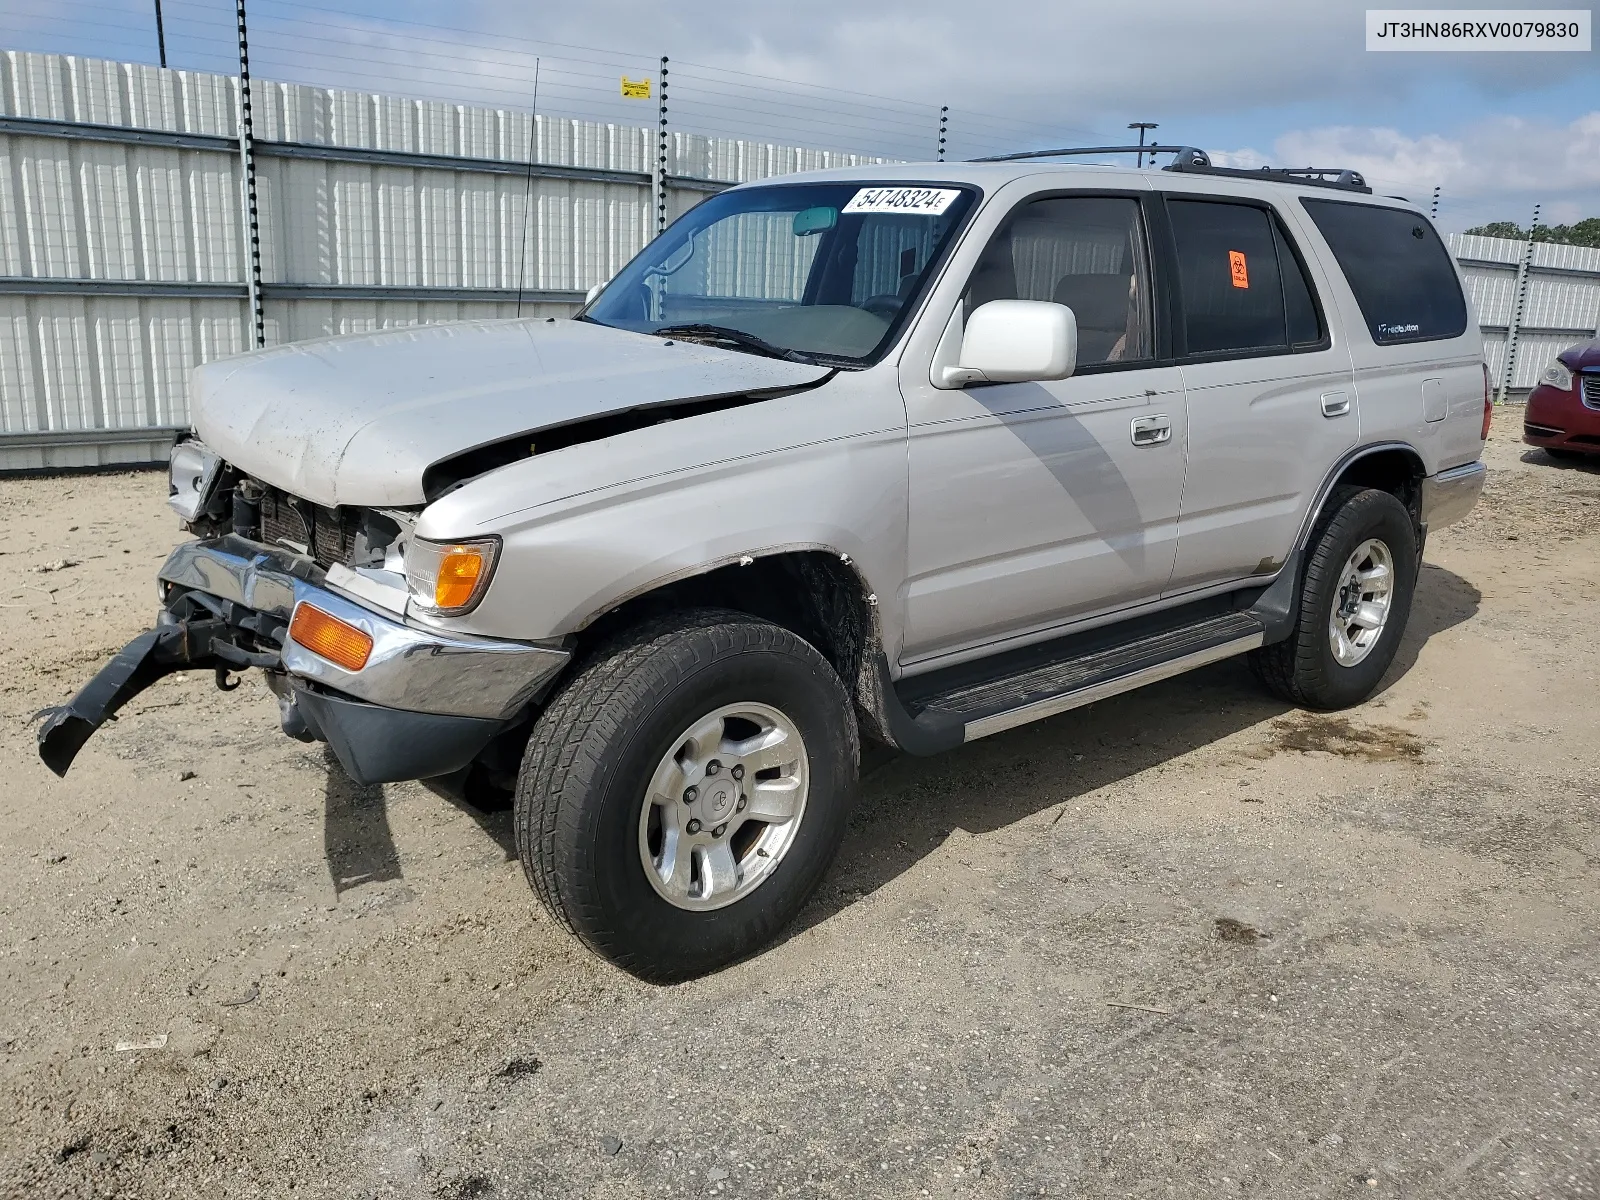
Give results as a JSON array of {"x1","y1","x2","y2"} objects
[{"x1": 1301, "y1": 198, "x2": 1468, "y2": 345}]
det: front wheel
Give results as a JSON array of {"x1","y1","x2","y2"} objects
[
  {"x1": 514, "y1": 610, "x2": 858, "y2": 982},
  {"x1": 1249, "y1": 486, "x2": 1419, "y2": 710}
]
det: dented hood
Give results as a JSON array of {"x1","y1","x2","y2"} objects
[{"x1": 190, "y1": 318, "x2": 832, "y2": 508}]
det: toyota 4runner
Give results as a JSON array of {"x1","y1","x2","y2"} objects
[{"x1": 39, "y1": 148, "x2": 1489, "y2": 981}]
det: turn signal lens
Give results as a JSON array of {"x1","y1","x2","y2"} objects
[
  {"x1": 403, "y1": 537, "x2": 499, "y2": 614},
  {"x1": 435, "y1": 549, "x2": 487, "y2": 610},
  {"x1": 289, "y1": 604, "x2": 373, "y2": 672}
]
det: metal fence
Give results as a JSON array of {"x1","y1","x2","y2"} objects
[
  {"x1": 1447, "y1": 231, "x2": 1600, "y2": 398},
  {"x1": 0, "y1": 49, "x2": 889, "y2": 470},
  {"x1": 3, "y1": 48, "x2": 1599, "y2": 472}
]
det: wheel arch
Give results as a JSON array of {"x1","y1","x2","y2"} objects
[
  {"x1": 1295, "y1": 442, "x2": 1427, "y2": 555},
  {"x1": 574, "y1": 547, "x2": 894, "y2": 744}
]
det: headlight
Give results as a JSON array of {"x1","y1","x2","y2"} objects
[
  {"x1": 1541, "y1": 360, "x2": 1574, "y2": 391},
  {"x1": 404, "y1": 536, "x2": 500, "y2": 615},
  {"x1": 168, "y1": 438, "x2": 222, "y2": 522}
]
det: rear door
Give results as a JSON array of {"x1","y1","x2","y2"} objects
[
  {"x1": 1297, "y1": 197, "x2": 1483, "y2": 473},
  {"x1": 1161, "y1": 193, "x2": 1358, "y2": 592}
]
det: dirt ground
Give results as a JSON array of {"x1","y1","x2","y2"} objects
[{"x1": 1, "y1": 416, "x2": 1597, "y2": 1199}]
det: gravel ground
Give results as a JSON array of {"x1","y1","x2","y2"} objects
[{"x1": 1, "y1": 417, "x2": 1597, "y2": 1199}]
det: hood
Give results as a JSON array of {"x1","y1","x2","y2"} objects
[
  {"x1": 190, "y1": 318, "x2": 832, "y2": 508},
  {"x1": 1558, "y1": 338, "x2": 1600, "y2": 371}
]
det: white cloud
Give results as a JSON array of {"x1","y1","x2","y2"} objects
[{"x1": 1211, "y1": 113, "x2": 1600, "y2": 228}]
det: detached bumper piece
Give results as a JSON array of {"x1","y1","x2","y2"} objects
[
  {"x1": 37, "y1": 616, "x2": 263, "y2": 777},
  {"x1": 38, "y1": 535, "x2": 571, "y2": 786}
]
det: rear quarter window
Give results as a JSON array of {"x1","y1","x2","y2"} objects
[{"x1": 1301, "y1": 198, "x2": 1468, "y2": 345}]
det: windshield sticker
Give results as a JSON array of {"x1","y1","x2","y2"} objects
[
  {"x1": 842, "y1": 187, "x2": 961, "y2": 216},
  {"x1": 1229, "y1": 250, "x2": 1250, "y2": 289}
]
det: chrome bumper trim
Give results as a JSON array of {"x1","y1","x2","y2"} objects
[
  {"x1": 157, "y1": 537, "x2": 570, "y2": 721},
  {"x1": 1419, "y1": 460, "x2": 1486, "y2": 531}
]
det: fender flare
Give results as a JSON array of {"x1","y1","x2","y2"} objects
[{"x1": 1291, "y1": 440, "x2": 1427, "y2": 556}]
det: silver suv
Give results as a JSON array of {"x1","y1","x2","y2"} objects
[{"x1": 40, "y1": 150, "x2": 1488, "y2": 980}]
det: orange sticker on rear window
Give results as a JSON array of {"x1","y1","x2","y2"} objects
[{"x1": 1229, "y1": 250, "x2": 1249, "y2": 289}]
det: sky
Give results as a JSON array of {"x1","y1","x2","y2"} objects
[{"x1": 3, "y1": 0, "x2": 1597, "y2": 231}]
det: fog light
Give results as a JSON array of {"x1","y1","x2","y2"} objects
[{"x1": 289, "y1": 603, "x2": 373, "y2": 672}]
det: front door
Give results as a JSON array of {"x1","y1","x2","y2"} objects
[{"x1": 900, "y1": 193, "x2": 1187, "y2": 666}]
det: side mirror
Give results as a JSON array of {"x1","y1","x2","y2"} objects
[
  {"x1": 940, "y1": 300, "x2": 1077, "y2": 387},
  {"x1": 584, "y1": 282, "x2": 607, "y2": 305}
]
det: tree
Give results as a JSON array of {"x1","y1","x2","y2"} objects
[
  {"x1": 1465, "y1": 220, "x2": 1526, "y2": 240},
  {"x1": 1463, "y1": 218, "x2": 1600, "y2": 248}
]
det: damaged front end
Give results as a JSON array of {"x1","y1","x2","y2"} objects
[{"x1": 38, "y1": 531, "x2": 571, "y2": 787}]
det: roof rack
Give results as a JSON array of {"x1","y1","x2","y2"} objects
[
  {"x1": 969, "y1": 144, "x2": 1372, "y2": 194},
  {"x1": 1163, "y1": 147, "x2": 1371, "y2": 193},
  {"x1": 970, "y1": 143, "x2": 1181, "y2": 163}
]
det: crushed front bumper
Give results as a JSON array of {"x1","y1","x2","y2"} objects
[{"x1": 38, "y1": 536, "x2": 571, "y2": 785}]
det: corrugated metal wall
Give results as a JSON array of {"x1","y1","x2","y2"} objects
[
  {"x1": 0, "y1": 50, "x2": 886, "y2": 470},
  {"x1": 2, "y1": 48, "x2": 1597, "y2": 472},
  {"x1": 1448, "y1": 232, "x2": 1600, "y2": 395}
]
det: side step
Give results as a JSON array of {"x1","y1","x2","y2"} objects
[{"x1": 894, "y1": 610, "x2": 1265, "y2": 747}]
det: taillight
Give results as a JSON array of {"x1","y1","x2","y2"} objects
[{"x1": 1481, "y1": 363, "x2": 1492, "y2": 440}]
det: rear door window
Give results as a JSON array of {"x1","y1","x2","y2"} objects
[
  {"x1": 1301, "y1": 199, "x2": 1468, "y2": 345},
  {"x1": 1167, "y1": 200, "x2": 1302, "y2": 357}
]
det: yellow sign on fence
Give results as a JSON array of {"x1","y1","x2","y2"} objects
[{"x1": 620, "y1": 77, "x2": 652, "y2": 99}]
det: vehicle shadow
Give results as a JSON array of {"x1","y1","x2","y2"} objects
[
  {"x1": 786, "y1": 561, "x2": 1482, "y2": 938},
  {"x1": 1376, "y1": 560, "x2": 1482, "y2": 695},
  {"x1": 321, "y1": 747, "x2": 403, "y2": 895},
  {"x1": 1520, "y1": 448, "x2": 1600, "y2": 473},
  {"x1": 420, "y1": 772, "x2": 519, "y2": 862}
]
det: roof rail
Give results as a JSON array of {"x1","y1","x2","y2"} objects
[
  {"x1": 969, "y1": 144, "x2": 1372, "y2": 193},
  {"x1": 1162, "y1": 147, "x2": 1371, "y2": 193},
  {"x1": 970, "y1": 143, "x2": 1184, "y2": 163}
]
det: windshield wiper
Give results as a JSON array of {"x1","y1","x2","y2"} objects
[{"x1": 651, "y1": 323, "x2": 813, "y2": 363}]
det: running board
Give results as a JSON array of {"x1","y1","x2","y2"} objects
[{"x1": 882, "y1": 611, "x2": 1265, "y2": 751}]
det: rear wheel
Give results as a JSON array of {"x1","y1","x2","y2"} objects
[
  {"x1": 1249, "y1": 486, "x2": 1419, "y2": 710},
  {"x1": 514, "y1": 610, "x2": 857, "y2": 982}
]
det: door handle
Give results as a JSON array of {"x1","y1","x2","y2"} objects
[
  {"x1": 1130, "y1": 415, "x2": 1171, "y2": 446},
  {"x1": 1320, "y1": 390, "x2": 1351, "y2": 417}
]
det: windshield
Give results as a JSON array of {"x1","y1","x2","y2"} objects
[{"x1": 581, "y1": 182, "x2": 979, "y2": 365}]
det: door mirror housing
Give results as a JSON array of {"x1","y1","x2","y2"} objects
[
  {"x1": 584, "y1": 281, "x2": 607, "y2": 305},
  {"x1": 940, "y1": 299, "x2": 1078, "y2": 387}
]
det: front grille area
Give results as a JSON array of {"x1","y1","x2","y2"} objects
[
  {"x1": 1524, "y1": 422, "x2": 1563, "y2": 438},
  {"x1": 1583, "y1": 373, "x2": 1600, "y2": 410},
  {"x1": 258, "y1": 488, "x2": 359, "y2": 568}
]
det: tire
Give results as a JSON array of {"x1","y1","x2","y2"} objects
[
  {"x1": 514, "y1": 609, "x2": 858, "y2": 982},
  {"x1": 1249, "y1": 486, "x2": 1419, "y2": 710},
  {"x1": 1545, "y1": 447, "x2": 1588, "y2": 462}
]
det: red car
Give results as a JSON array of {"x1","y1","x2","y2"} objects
[{"x1": 1525, "y1": 339, "x2": 1600, "y2": 459}]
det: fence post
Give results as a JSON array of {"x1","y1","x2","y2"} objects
[
  {"x1": 153, "y1": 0, "x2": 167, "y2": 68},
  {"x1": 234, "y1": 0, "x2": 264, "y2": 349},
  {"x1": 937, "y1": 106, "x2": 948, "y2": 162},
  {"x1": 1497, "y1": 202, "x2": 1540, "y2": 405},
  {"x1": 656, "y1": 56, "x2": 669, "y2": 234}
]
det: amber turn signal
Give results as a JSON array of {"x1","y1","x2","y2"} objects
[
  {"x1": 403, "y1": 537, "x2": 499, "y2": 614},
  {"x1": 289, "y1": 604, "x2": 374, "y2": 672},
  {"x1": 434, "y1": 548, "x2": 488, "y2": 611}
]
